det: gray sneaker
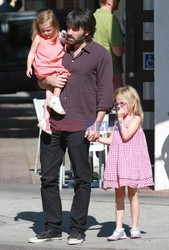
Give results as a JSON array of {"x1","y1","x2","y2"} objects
[
  {"x1": 130, "y1": 228, "x2": 141, "y2": 239},
  {"x1": 67, "y1": 229, "x2": 85, "y2": 245},
  {"x1": 107, "y1": 228, "x2": 126, "y2": 241},
  {"x1": 28, "y1": 228, "x2": 62, "y2": 243}
]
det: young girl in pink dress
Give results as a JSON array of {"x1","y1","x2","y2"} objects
[
  {"x1": 26, "y1": 9, "x2": 70, "y2": 134},
  {"x1": 98, "y1": 85, "x2": 154, "y2": 241}
]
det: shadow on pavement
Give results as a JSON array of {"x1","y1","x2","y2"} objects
[
  {"x1": 14, "y1": 210, "x2": 137, "y2": 239},
  {"x1": 14, "y1": 211, "x2": 104, "y2": 235}
]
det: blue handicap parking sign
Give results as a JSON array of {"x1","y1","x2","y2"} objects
[{"x1": 143, "y1": 52, "x2": 154, "y2": 70}]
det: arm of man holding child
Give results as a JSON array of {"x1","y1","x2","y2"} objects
[{"x1": 37, "y1": 74, "x2": 68, "y2": 90}]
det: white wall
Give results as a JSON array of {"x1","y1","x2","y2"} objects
[{"x1": 154, "y1": 0, "x2": 169, "y2": 190}]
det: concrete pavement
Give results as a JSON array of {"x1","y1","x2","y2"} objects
[
  {"x1": 0, "y1": 91, "x2": 45, "y2": 184},
  {"x1": 0, "y1": 184, "x2": 169, "y2": 250}
]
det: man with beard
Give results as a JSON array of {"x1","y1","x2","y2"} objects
[{"x1": 29, "y1": 9, "x2": 113, "y2": 245}]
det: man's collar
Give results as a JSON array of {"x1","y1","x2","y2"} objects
[
  {"x1": 67, "y1": 41, "x2": 93, "y2": 54},
  {"x1": 83, "y1": 41, "x2": 92, "y2": 53}
]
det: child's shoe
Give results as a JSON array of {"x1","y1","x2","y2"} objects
[
  {"x1": 47, "y1": 97, "x2": 65, "y2": 115},
  {"x1": 130, "y1": 228, "x2": 141, "y2": 239},
  {"x1": 107, "y1": 228, "x2": 126, "y2": 241},
  {"x1": 37, "y1": 119, "x2": 52, "y2": 135}
]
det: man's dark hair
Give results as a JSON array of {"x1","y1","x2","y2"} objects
[{"x1": 66, "y1": 9, "x2": 96, "y2": 42}]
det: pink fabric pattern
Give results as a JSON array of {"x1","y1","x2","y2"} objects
[
  {"x1": 33, "y1": 36, "x2": 70, "y2": 80},
  {"x1": 103, "y1": 122, "x2": 154, "y2": 189}
]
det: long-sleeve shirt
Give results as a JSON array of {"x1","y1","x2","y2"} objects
[{"x1": 50, "y1": 40, "x2": 113, "y2": 132}]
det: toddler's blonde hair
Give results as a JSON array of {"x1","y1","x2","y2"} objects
[
  {"x1": 114, "y1": 85, "x2": 144, "y2": 124},
  {"x1": 31, "y1": 9, "x2": 59, "y2": 41}
]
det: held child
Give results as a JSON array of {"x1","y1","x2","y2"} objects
[
  {"x1": 26, "y1": 9, "x2": 70, "y2": 134},
  {"x1": 98, "y1": 85, "x2": 154, "y2": 241}
]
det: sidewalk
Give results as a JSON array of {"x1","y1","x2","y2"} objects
[
  {"x1": 0, "y1": 91, "x2": 44, "y2": 184},
  {"x1": 0, "y1": 184, "x2": 169, "y2": 250}
]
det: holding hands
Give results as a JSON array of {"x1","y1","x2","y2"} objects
[
  {"x1": 85, "y1": 111, "x2": 107, "y2": 142},
  {"x1": 85, "y1": 122, "x2": 100, "y2": 142}
]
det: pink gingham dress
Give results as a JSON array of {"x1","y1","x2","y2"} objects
[{"x1": 103, "y1": 121, "x2": 154, "y2": 189}]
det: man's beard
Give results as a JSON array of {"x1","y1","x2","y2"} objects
[{"x1": 67, "y1": 34, "x2": 86, "y2": 46}]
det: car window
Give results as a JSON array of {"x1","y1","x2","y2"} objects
[{"x1": 0, "y1": 12, "x2": 36, "y2": 65}]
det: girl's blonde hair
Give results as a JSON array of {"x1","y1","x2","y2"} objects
[
  {"x1": 31, "y1": 9, "x2": 59, "y2": 40},
  {"x1": 114, "y1": 85, "x2": 144, "y2": 124}
]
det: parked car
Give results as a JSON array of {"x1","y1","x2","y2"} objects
[{"x1": 0, "y1": 9, "x2": 71, "y2": 94}]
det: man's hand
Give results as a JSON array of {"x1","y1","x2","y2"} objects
[
  {"x1": 85, "y1": 122, "x2": 100, "y2": 142},
  {"x1": 85, "y1": 111, "x2": 106, "y2": 142},
  {"x1": 38, "y1": 74, "x2": 68, "y2": 90}
]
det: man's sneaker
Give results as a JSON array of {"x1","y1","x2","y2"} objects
[
  {"x1": 37, "y1": 119, "x2": 52, "y2": 135},
  {"x1": 130, "y1": 228, "x2": 141, "y2": 239},
  {"x1": 67, "y1": 229, "x2": 85, "y2": 245},
  {"x1": 107, "y1": 228, "x2": 126, "y2": 241},
  {"x1": 47, "y1": 97, "x2": 65, "y2": 115},
  {"x1": 28, "y1": 228, "x2": 62, "y2": 243}
]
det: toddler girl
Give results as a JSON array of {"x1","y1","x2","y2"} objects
[
  {"x1": 26, "y1": 9, "x2": 70, "y2": 134},
  {"x1": 99, "y1": 85, "x2": 154, "y2": 241}
]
